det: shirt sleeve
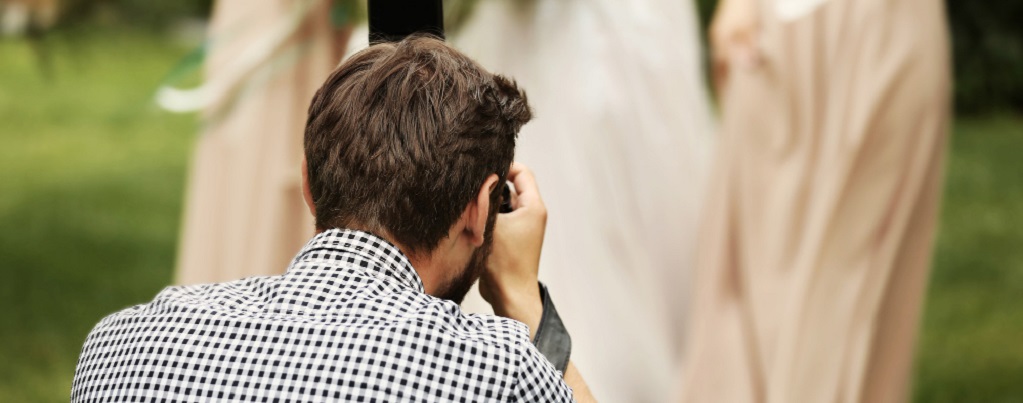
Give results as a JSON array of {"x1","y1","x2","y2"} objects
[{"x1": 509, "y1": 340, "x2": 575, "y2": 402}]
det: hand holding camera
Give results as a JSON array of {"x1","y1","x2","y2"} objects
[{"x1": 481, "y1": 162, "x2": 547, "y2": 338}]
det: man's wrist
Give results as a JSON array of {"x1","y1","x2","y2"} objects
[{"x1": 491, "y1": 284, "x2": 543, "y2": 340}]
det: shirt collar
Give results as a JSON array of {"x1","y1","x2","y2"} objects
[{"x1": 289, "y1": 228, "x2": 425, "y2": 293}]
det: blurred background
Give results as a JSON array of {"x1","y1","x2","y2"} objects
[{"x1": 0, "y1": 0, "x2": 1020, "y2": 401}]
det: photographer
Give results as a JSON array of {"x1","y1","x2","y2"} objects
[{"x1": 72, "y1": 36, "x2": 595, "y2": 402}]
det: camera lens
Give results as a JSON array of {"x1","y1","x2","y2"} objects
[{"x1": 499, "y1": 182, "x2": 513, "y2": 213}]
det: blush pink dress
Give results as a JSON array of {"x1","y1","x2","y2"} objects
[
  {"x1": 174, "y1": 0, "x2": 346, "y2": 285},
  {"x1": 680, "y1": 0, "x2": 951, "y2": 401}
]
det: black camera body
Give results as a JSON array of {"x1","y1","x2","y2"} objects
[{"x1": 368, "y1": 0, "x2": 444, "y2": 44}]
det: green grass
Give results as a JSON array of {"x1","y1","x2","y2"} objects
[
  {"x1": 1, "y1": 28, "x2": 1022, "y2": 402},
  {"x1": 914, "y1": 113, "x2": 1023, "y2": 403},
  {"x1": 0, "y1": 29, "x2": 196, "y2": 401}
]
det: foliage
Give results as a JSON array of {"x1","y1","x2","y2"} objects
[
  {"x1": 52, "y1": 0, "x2": 212, "y2": 31},
  {"x1": 946, "y1": 0, "x2": 1023, "y2": 113}
]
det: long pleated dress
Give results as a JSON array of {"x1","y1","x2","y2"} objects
[
  {"x1": 453, "y1": 0, "x2": 716, "y2": 401},
  {"x1": 174, "y1": 0, "x2": 345, "y2": 285},
  {"x1": 680, "y1": 0, "x2": 951, "y2": 401}
]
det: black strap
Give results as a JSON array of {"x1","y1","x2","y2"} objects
[{"x1": 532, "y1": 282, "x2": 571, "y2": 374}]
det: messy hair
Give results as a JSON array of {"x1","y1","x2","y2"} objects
[{"x1": 304, "y1": 35, "x2": 531, "y2": 254}]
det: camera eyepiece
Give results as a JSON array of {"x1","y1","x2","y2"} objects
[{"x1": 499, "y1": 182, "x2": 514, "y2": 213}]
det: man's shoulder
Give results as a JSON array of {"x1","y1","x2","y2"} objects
[
  {"x1": 74, "y1": 279, "x2": 569, "y2": 402},
  {"x1": 152, "y1": 276, "x2": 278, "y2": 309},
  {"x1": 85, "y1": 278, "x2": 532, "y2": 353},
  {"x1": 405, "y1": 297, "x2": 534, "y2": 351},
  {"x1": 84, "y1": 276, "x2": 277, "y2": 333},
  {"x1": 438, "y1": 309, "x2": 574, "y2": 401}
]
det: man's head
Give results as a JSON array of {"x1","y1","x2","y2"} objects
[{"x1": 303, "y1": 36, "x2": 531, "y2": 303}]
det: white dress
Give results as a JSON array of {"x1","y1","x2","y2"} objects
[{"x1": 453, "y1": 1, "x2": 715, "y2": 401}]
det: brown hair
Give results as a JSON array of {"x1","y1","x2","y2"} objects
[{"x1": 304, "y1": 36, "x2": 531, "y2": 254}]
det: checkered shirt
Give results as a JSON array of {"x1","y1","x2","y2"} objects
[{"x1": 71, "y1": 229, "x2": 574, "y2": 402}]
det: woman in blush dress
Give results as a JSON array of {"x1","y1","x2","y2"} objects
[
  {"x1": 171, "y1": 0, "x2": 352, "y2": 285},
  {"x1": 680, "y1": 0, "x2": 951, "y2": 401},
  {"x1": 453, "y1": 1, "x2": 716, "y2": 401}
]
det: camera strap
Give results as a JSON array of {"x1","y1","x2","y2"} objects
[{"x1": 532, "y1": 282, "x2": 572, "y2": 375}]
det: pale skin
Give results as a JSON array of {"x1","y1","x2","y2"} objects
[
  {"x1": 302, "y1": 161, "x2": 596, "y2": 402},
  {"x1": 709, "y1": 0, "x2": 762, "y2": 94}
]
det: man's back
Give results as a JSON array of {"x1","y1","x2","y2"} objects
[{"x1": 72, "y1": 229, "x2": 571, "y2": 402}]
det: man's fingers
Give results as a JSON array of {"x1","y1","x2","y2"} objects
[
  {"x1": 507, "y1": 162, "x2": 542, "y2": 208},
  {"x1": 507, "y1": 183, "x2": 520, "y2": 210}
]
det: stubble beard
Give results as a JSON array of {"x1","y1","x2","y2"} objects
[{"x1": 436, "y1": 205, "x2": 498, "y2": 305}]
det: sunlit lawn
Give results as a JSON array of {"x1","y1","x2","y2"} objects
[
  {"x1": 0, "y1": 29, "x2": 196, "y2": 402},
  {"x1": 1, "y1": 29, "x2": 1021, "y2": 402},
  {"x1": 914, "y1": 112, "x2": 1023, "y2": 403}
]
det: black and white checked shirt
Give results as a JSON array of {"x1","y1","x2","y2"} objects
[{"x1": 72, "y1": 229, "x2": 573, "y2": 402}]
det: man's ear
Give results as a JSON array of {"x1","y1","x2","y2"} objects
[
  {"x1": 301, "y1": 158, "x2": 316, "y2": 218},
  {"x1": 463, "y1": 173, "x2": 500, "y2": 247}
]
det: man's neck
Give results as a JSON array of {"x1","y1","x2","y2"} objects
[{"x1": 315, "y1": 226, "x2": 446, "y2": 296}]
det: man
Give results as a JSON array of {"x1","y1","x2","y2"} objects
[{"x1": 72, "y1": 36, "x2": 595, "y2": 402}]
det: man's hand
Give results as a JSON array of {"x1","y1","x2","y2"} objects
[
  {"x1": 481, "y1": 163, "x2": 597, "y2": 402},
  {"x1": 480, "y1": 162, "x2": 546, "y2": 339}
]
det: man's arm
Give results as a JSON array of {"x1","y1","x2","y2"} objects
[
  {"x1": 565, "y1": 363, "x2": 596, "y2": 402},
  {"x1": 480, "y1": 162, "x2": 597, "y2": 403}
]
